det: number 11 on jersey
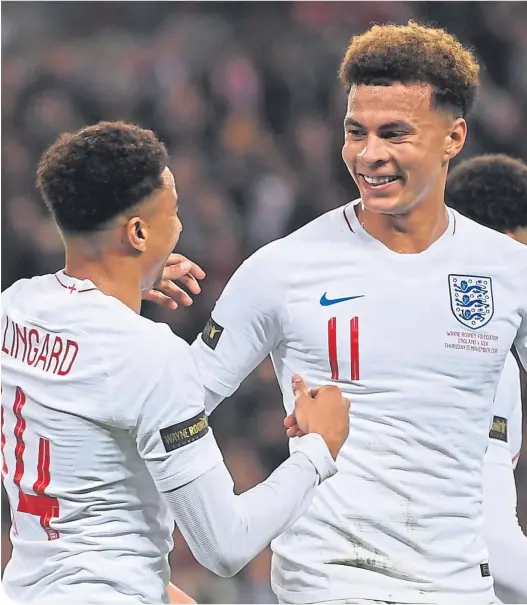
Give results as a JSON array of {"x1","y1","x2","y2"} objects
[{"x1": 328, "y1": 317, "x2": 360, "y2": 381}]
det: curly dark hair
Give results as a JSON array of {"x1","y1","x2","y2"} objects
[
  {"x1": 446, "y1": 154, "x2": 527, "y2": 233},
  {"x1": 338, "y1": 22, "x2": 480, "y2": 118},
  {"x1": 36, "y1": 121, "x2": 168, "y2": 233}
]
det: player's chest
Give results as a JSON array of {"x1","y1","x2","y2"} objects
[{"x1": 280, "y1": 264, "x2": 521, "y2": 382}]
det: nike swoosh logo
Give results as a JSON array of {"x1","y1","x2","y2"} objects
[{"x1": 320, "y1": 293, "x2": 365, "y2": 306}]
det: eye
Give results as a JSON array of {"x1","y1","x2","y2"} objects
[
  {"x1": 384, "y1": 131, "x2": 408, "y2": 140},
  {"x1": 346, "y1": 128, "x2": 364, "y2": 139}
]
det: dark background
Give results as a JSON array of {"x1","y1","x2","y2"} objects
[{"x1": 2, "y1": 2, "x2": 527, "y2": 602}]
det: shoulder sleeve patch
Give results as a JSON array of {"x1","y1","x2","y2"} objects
[
  {"x1": 201, "y1": 317, "x2": 224, "y2": 350},
  {"x1": 489, "y1": 415, "x2": 507, "y2": 442},
  {"x1": 160, "y1": 411, "x2": 209, "y2": 452}
]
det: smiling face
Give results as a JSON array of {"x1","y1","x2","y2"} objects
[{"x1": 342, "y1": 83, "x2": 467, "y2": 215}]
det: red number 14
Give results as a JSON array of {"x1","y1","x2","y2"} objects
[{"x1": 1, "y1": 387, "x2": 60, "y2": 540}]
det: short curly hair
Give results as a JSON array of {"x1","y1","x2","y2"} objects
[
  {"x1": 446, "y1": 155, "x2": 527, "y2": 233},
  {"x1": 339, "y1": 22, "x2": 480, "y2": 117},
  {"x1": 37, "y1": 121, "x2": 168, "y2": 233}
]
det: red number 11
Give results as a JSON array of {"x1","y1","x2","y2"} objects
[
  {"x1": 1, "y1": 387, "x2": 60, "y2": 540},
  {"x1": 328, "y1": 316, "x2": 360, "y2": 381}
]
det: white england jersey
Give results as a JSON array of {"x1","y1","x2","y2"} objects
[
  {"x1": 1, "y1": 272, "x2": 222, "y2": 604},
  {"x1": 192, "y1": 200, "x2": 527, "y2": 604}
]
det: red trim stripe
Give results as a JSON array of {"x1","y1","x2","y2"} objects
[
  {"x1": 328, "y1": 317, "x2": 339, "y2": 380},
  {"x1": 350, "y1": 316, "x2": 360, "y2": 380},
  {"x1": 54, "y1": 272, "x2": 98, "y2": 294}
]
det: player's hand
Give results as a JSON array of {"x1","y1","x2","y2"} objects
[
  {"x1": 284, "y1": 388, "x2": 322, "y2": 438},
  {"x1": 167, "y1": 581, "x2": 197, "y2": 604},
  {"x1": 291, "y1": 375, "x2": 349, "y2": 460},
  {"x1": 142, "y1": 254, "x2": 206, "y2": 310}
]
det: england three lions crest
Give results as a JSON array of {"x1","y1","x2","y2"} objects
[{"x1": 448, "y1": 275, "x2": 494, "y2": 329}]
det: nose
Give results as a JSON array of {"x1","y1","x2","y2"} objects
[{"x1": 357, "y1": 134, "x2": 389, "y2": 167}]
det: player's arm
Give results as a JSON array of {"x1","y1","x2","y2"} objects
[
  {"x1": 482, "y1": 355, "x2": 527, "y2": 603},
  {"x1": 134, "y1": 333, "x2": 348, "y2": 578},
  {"x1": 190, "y1": 245, "x2": 284, "y2": 414}
]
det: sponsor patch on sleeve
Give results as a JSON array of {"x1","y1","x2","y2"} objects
[
  {"x1": 489, "y1": 415, "x2": 507, "y2": 442},
  {"x1": 160, "y1": 411, "x2": 209, "y2": 452},
  {"x1": 201, "y1": 317, "x2": 224, "y2": 350}
]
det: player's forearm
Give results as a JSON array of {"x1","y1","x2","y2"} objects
[{"x1": 165, "y1": 434, "x2": 336, "y2": 577}]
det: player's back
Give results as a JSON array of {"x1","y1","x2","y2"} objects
[{"x1": 1, "y1": 272, "x2": 174, "y2": 604}]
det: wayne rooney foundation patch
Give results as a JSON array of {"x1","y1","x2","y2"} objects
[{"x1": 160, "y1": 411, "x2": 209, "y2": 452}]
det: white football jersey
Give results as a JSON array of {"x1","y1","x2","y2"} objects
[
  {"x1": 1, "y1": 272, "x2": 222, "y2": 604},
  {"x1": 192, "y1": 200, "x2": 527, "y2": 604}
]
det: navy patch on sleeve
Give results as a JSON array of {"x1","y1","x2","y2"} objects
[
  {"x1": 160, "y1": 411, "x2": 209, "y2": 452},
  {"x1": 489, "y1": 416, "x2": 507, "y2": 442},
  {"x1": 201, "y1": 317, "x2": 224, "y2": 350},
  {"x1": 480, "y1": 562, "x2": 491, "y2": 577}
]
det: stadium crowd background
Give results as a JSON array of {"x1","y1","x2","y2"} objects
[{"x1": 2, "y1": 2, "x2": 527, "y2": 602}]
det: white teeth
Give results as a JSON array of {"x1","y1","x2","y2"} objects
[{"x1": 363, "y1": 175, "x2": 398, "y2": 186}]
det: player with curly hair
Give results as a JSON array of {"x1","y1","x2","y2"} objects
[
  {"x1": 177, "y1": 22, "x2": 527, "y2": 605},
  {"x1": 1, "y1": 121, "x2": 351, "y2": 604},
  {"x1": 446, "y1": 155, "x2": 527, "y2": 603}
]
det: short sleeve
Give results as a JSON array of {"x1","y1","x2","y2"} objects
[
  {"x1": 191, "y1": 245, "x2": 284, "y2": 402},
  {"x1": 134, "y1": 332, "x2": 223, "y2": 492}
]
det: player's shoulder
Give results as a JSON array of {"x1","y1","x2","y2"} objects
[
  {"x1": 2, "y1": 275, "x2": 49, "y2": 304},
  {"x1": 453, "y1": 209, "x2": 527, "y2": 263},
  {"x1": 492, "y1": 352, "x2": 521, "y2": 421},
  {"x1": 247, "y1": 204, "x2": 348, "y2": 266}
]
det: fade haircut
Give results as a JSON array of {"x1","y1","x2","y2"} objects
[
  {"x1": 339, "y1": 22, "x2": 480, "y2": 118},
  {"x1": 37, "y1": 121, "x2": 168, "y2": 233}
]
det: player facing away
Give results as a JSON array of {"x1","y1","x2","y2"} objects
[
  {"x1": 0, "y1": 122, "x2": 351, "y2": 604},
  {"x1": 184, "y1": 23, "x2": 527, "y2": 605},
  {"x1": 446, "y1": 154, "x2": 527, "y2": 603}
]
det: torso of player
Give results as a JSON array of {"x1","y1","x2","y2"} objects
[
  {"x1": 1, "y1": 274, "x2": 173, "y2": 603},
  {"x1": 266, "y1": 202, "x2": 526, "y2": 602}
]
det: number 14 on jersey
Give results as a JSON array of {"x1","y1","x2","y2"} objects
[{"x1": 1, "y1": 387, "x2": 60, "y2": 540}]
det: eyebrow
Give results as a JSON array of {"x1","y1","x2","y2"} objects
[{"x1": 344, "y1": 117, "x2": 413, "y2": 131}]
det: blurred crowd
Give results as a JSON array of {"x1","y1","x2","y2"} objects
[{"x1": 2, "y1": 2, "x2": 527, "y2": 602}]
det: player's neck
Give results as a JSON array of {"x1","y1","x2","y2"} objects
[
  {"x1": 64, "y1": 247, "x2": 142, "y2": 313},
  {"x1": 356, "y1": 196, "x2": 449, "y2": 254}
]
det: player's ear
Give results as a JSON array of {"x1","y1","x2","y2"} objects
[
  {"x1": 126, "y1": 216, "x2": 149, "y2": 252},
  {"x1": 443, "y1": 118, "x2": 467, "y2": 162}
]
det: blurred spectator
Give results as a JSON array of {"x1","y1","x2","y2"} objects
[{"x1": 2, "y1": 2, "x2": 527, "y2": 602}]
